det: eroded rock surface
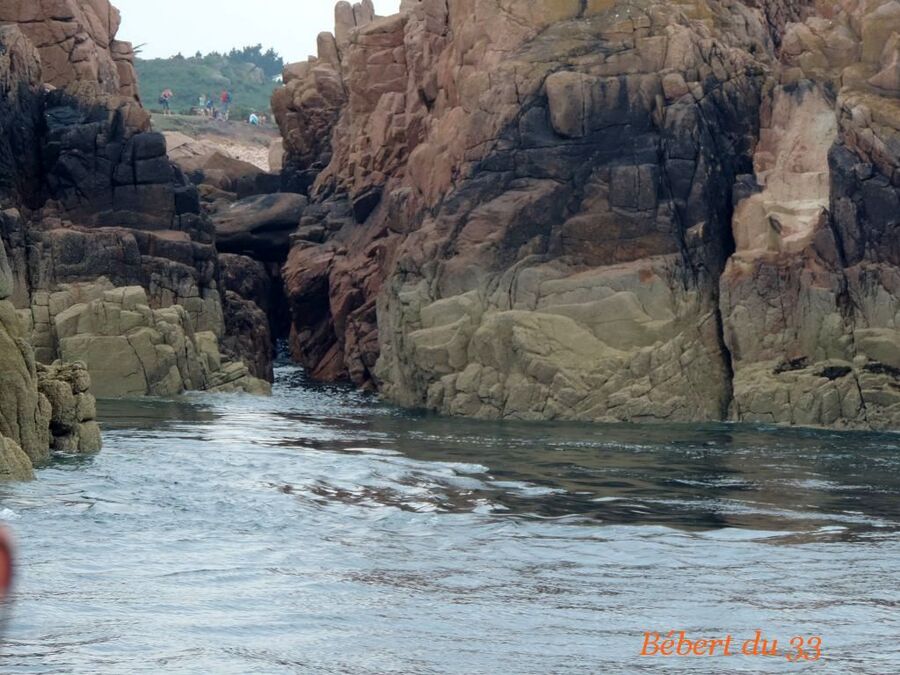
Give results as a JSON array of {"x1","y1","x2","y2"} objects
[
  {"x1": 272, "y1": 0, "x2": 900, "y2": 429},
  {"x1": 49, "y1": 282, "x2": 269, "y2": 397},
  {"x1": 0, "y1": 436, "x2": 33, "y2": 482},
  {"x1": 213, "y1": 193, "x2": 308, "y2": 262},
  {"x1": 38, "y1": 362, "x2": 101, "y2": 454},
  {"x1": 0, "y1": 27, "x2": 53, "y2": 476},
  {"x1": 719, "y1": 1, "x2": 900, "y2": 428},
  {"x1": 0, "y1": 1, "x2": 275, "y2": 480},
  {"x1": 219, "y1": 253, "x2": 276, "y2": 381},
  {"x1": 0, "y1": 0, "x2": 141, "y2": 102}
]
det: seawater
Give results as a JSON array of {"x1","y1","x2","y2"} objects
[{"x1": 1, "y1": 362, "x2": 898, "y2": 673}]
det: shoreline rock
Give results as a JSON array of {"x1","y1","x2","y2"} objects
[
  {"x1": 0, "y1": 2, "x2": 277, "y2": 479},
  {"x1": 272, "y1": 0, "x2": 900, "y2": 430},
  {"x1": 38, "y1": 362, "x2": 102, "y2": 454}
]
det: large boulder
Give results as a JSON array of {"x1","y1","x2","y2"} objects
[
  {"x1": 174, "y1": 148, "x2": 266, "y2": 194},
  {"x1": 163, "y1": 131, "x2": 222, "y2": 164},
  {"x1": 213, "y1": 193, "x2": 307, "y2": 261}
]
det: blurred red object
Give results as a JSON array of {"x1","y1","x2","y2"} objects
[{"x1": 0, "y1": 527, "x2": 13, "y2": 599}]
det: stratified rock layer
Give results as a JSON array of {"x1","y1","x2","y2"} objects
[{"x1": 273, "y1": 0, "x2": 900, "y2": 429}]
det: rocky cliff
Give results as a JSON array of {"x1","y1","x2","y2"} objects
[
  {"x1": 272, "y1": 0, "x2": 900, "y2": 430},
  {"x1": 0, "y1": 21, "x2": 101, "y2": 478},
  {"x1": 0, "y1": 2, "x2": 271, "y2": 478}
]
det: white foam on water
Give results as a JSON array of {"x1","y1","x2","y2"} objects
[
  {"x1": 344, "y1": 447, "x2": 404, "y2": 456},
  {"x1": 0, "y1": 507, "x2": 20, "y2": 521}
]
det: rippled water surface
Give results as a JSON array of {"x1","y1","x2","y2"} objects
[{"x1": 1, "y1": 362, "x2": 899, "y2": 673}]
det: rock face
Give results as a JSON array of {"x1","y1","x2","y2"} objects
[
  {"x1": 0, "y1": 26, "x2": 53, "y2": 477},
  {"x1": 0, "y1": 286, "x2": 50, "y2": 464},
  {"x1": 0, "y1": 436, "x2": 33, "y2": 482},
  {"x1": 719, "y1": 2, "x2": 900, "y2": 428},
  {"x1": 0, "y1": 25, "x2": 44, "y2": 209},
  {"x1": 50, "y1": 282, "x2": 269, "y2": 397},
  {"x1": 272, "y1": 0, "x2": 900, "y2": 429},
  {"x1": 1, "y1": 204, "x2": 100, "y2": 474},
  {"x1": 0, "y1": 2, "x2": 275, "y2": 479},
  {"x1": 0, "y1": 0, "x2": 141, "y2": 102},
  {"x1": 218, "y1": 253, "x2": 276, "y2": 381},
  {"x1": 1, "y1": 1, "x2": 272, "y2": 391}
]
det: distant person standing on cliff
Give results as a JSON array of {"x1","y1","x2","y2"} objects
[
  {"x1": 160, "y1": 88, "x2": 174, "y2": 115},
  {"x1": 205, "y1": 94, "x2": 214, "y2": 117},
  {"x1": 220, "y1": 90, "x2": 232, "y2": 121}
]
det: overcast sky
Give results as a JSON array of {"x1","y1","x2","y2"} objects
[{"x1": 116, "y1": 0, "x2": 401, "y2": 63}]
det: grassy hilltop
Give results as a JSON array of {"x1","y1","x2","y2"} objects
[{"x1": 136, "y1": 45, "x2": 283, "y2": 120}]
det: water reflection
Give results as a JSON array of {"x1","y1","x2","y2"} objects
[{"x1": 225, "y1": 371, "x2": 900, "y2": 538}]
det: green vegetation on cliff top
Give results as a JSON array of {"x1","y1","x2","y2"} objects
[{"x1": 136, "y1": 45, "x2": 284, "y2": 119}]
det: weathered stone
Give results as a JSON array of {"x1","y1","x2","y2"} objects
[
  {"x1": 50, "y1": 284, "x2": 267, "y2": 398},
  {"x1": 213, "y1": 193, "x2": 307, "y2": 261},
  {"x1": 219, "y1": 253, "x2": 276, "y2": 381},
  {"x1": 0, "y1": 300, "x2": 50, "y2": 464},
  {"x1": 38, "y1": 362, "x2": 101, "y2": 453},
  {"x1": 0, "y1": 0, "x2": 141, "y2": 103},
  {"x1": 268, "y1": 0, "x2": 900, "y2": 431},
  {"x1": 268, "y1": 139, "x2": 285, "y2": 172},
  {"x1": 0, "y1": 436, "x2": 33, "y2": 482},
  {"x1": 0, "y1": 241, "x2": 12, "y2": 301}
]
